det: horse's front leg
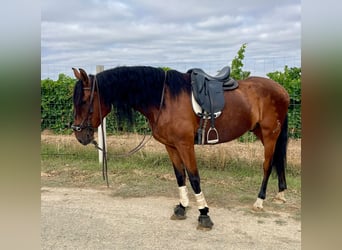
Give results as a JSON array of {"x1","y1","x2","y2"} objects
[
  {"x1": 175, "y1": 143, "x2": 214, "y2": 230},
  {"x1": 165, "y1": 145, "x2": 189, "y2": 220}
]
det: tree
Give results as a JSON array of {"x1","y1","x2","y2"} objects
[{"x1": 230, "y1": 43, "x2": 250, "y2": 80}]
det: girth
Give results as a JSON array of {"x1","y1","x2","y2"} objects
[{"x1": 188, "y1": 66, "x2": 239, "y2": 144}]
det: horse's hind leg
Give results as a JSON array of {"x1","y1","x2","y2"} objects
[
  {"x1": 252, "y1": 127, "x2": 279, "y2": 210},
  {"x1": 165, "y1": 146, "x2": 188, "y2": 220}
]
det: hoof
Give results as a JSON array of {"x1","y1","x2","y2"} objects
[
  {"x1": 170, "y1": 204, "x2": 186, "y2": 220},
  {"x1": 273, "y1": 198, "x2": 286, "y2": 204},
  {"x1": 252, "y1": 206, "x2": 264, "y2": 212},
  {"x1": 197, "y1": 215, "x2": 214, "y2": 230}
]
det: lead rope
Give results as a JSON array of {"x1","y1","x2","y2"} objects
[
  {"x1": 91, "y1": 70, "x2": 168, "y2": 187},
  {"x1": 91, "y1": 75, "x2": 109, "y2": 187}
]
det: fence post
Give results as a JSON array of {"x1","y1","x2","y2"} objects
[{"x1": 96, "y1": 65, "x2": 106, "y2": 164}]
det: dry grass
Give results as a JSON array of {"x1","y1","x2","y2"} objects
[{"x1": 41, "y1": 130, "x2": 301, "y2": 167}]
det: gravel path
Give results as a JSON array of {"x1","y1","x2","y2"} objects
[{"x1": 41, "y1": 187, "x2": 300, "y2": 250}]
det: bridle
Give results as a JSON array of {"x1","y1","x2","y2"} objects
[
  {"x1": 71, "y1": 74, "x2": 111, "y2": 186},
  {"x1": 71, "y1": 75, "x2": 97, "y2": 133},
  {"x1": 71, "y1": 70, "x2": 168, "y2": 187}
]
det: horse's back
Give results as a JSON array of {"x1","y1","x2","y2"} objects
[
  {"x1": 239, "y1": 76, "x2": 289, "y2": 102},
  {"x1": 214, "y1": 76, "x2": 289, "y2": 143},
  {"x1": 234, "y1": 76, "x2": 289, "y2": 115}
]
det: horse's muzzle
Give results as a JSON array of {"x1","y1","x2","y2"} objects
[{"x1": 72, "y1": 126, "x2": 94, "y2": 145}]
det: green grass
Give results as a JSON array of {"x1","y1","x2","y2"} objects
[{"x1": 41, "y1": 142, "x2": 301, "y2": 217}]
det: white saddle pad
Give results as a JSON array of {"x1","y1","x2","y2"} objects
[{"x1": 191, "y1": 92, "x2": 221, "y2": 119}]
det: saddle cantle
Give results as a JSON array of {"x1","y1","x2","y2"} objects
[
  {"x1": 194, "y1": 66, "x2": 231, "y2": 81},
  {"x1": 187, "y1": 66, "x2": 239, "y2": 144}
]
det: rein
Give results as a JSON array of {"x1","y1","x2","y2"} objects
[{"x1": 86, "y1": 71, "x2": 168, "y2": 187}]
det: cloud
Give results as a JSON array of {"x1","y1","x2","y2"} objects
[
  {"x1": 196, "y1": 15, "x2": 244, "y2": 30},
  {"x1": 41, "y1": 0, "x2": 301, "y2": 78}
]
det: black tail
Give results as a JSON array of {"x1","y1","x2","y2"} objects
[{"x1": 272, "y1": 115, "x2": 288, "y2": 191}]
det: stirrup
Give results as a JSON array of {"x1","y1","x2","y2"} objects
[{"x1": 207, "y1": 127, "x2": 219, "y2": 144}]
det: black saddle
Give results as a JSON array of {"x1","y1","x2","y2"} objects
[
  {"x1": 188, "y1": 66, "x2": 238, "y2": 115},
  {"x1": 189, "y1": 66, "x2": 239, "y2": 91},
  {"x1": 187, "y1": 66, "x2": 239, "y2": 144}
]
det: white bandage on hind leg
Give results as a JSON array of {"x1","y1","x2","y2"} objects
[
  {"x1": 275, "y1": 191, "x2": 286, "y2": 203},
  {"x1": 194, "y1": 192, "x2": 208, "y2": 209},
  {"x1": 179, "y1": 186, "x2": 189, "y2": 207},
  {"x1": 253, "y1": 197, "x2": 264, "y2": 209}
]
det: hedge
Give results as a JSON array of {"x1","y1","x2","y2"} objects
[{"x1": 41, "y1": 74, "x2": 74, "y2": 134}]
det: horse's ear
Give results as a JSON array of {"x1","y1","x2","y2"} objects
[
  {"x1": 72, "y1": 68, "x2": 82, "y2": 80},
  {"x1": 78, "y1": 68, "x2": 89, "y2": 86}
]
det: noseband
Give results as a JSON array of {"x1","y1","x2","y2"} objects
[{"x1": 71, "y1": 75, "x2": 97, "y2": 132}]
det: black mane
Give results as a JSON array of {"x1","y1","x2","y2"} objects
[{"x1": 73, "y1": 66, "x2": 191, "y2": 126}]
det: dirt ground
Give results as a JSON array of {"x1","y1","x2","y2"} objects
[{"x1": 41, "y1": 186, "x2": 301, "y2": 250}]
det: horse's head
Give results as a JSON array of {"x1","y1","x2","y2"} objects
[{"x1": 71, "y1": 68, "x2": 110, "y2": 145}]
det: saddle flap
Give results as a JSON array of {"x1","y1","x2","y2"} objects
[{"x1": 204, "y1": 80, "x2": 225, "y2": 113}]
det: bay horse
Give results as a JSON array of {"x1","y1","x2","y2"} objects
[{"x1": 71, "y1": 66, "x2": 289, "y2": 230}]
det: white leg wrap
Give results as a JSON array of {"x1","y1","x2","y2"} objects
[
  {"x1": 253, "y1": 198, "x2": 264, "y2": 209},
  {"x1": 194, "y1": 192, "x2": 208, "y2": 209},
  {"x1": 179, "y1": 186, "x2": 189, "y2": 207},
  {"x1": 274, "y1": 191, "x2": 286, "y2": 203}
]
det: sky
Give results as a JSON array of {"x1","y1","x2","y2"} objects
[{"x1": 41, "y1": 0, "x2": 301, "y2": 80}]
